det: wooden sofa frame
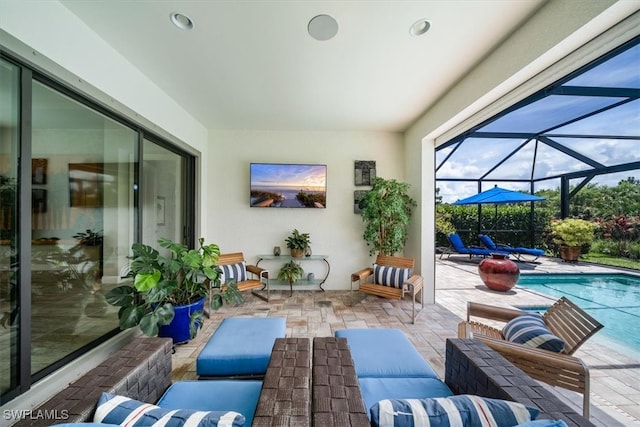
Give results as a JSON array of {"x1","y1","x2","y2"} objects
[
  {"x1": 350, "y1": 254, "x2": 424, "y2": 323},
  {"x1": 217, "y1": 252, "x2": 270, "y2": 302}
]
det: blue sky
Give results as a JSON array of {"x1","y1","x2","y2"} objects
[{"x1": 436, "y1": 42, "x2": 640, "y2": 203}]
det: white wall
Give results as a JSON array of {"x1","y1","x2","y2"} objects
[{"x1": 206, "y1": 129, "x2": 404, "y2": 290}]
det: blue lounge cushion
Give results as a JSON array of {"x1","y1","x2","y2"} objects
[
  {"x1": 373, "y1": 264, "x2": 411, "y2": 288},
  {"x1": 94, "y1": 392, "x2": 245, "y2": 426},
  {"x1": 335, "y1": 329, "x2": 439, "y2": 378},
  {"x1": 220, "y1": 262, "x2": 247, "y2": 283},
  {"x1": 359, "y1": 377, "x2": 454, "y2": 414},
  {"x1": 157, "y1": 380, "x2": 263, "y2": 426},
  {"x1": 502, "y1": 313, "x2": 565, "y2": 353},
  {"x1": 196, "y1": 317, "x2": 286, "y2": 377},
  {"x1": 370, "y1": 394, "x2": 539, "y2": 427}
]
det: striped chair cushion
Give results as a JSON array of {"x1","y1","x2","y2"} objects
[
  {"x1": 220, "y1": 262, "x2": 247, "y2": 284},
  {"x1": 373, "y1": 264, "x2": 411, "y2": 289},
  {"x1": 502, "y1": 313, "x2": 565, "y2": 353},
  {"x1": 370, "y1": 394, "x2": 539, "y2": 427},
  {"x1": 94, "y1": 392, "x2": 245, "y2": 427}
]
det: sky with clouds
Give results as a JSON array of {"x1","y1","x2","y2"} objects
[{"x1": 436, "y1": 42, "x2": 640, "y2": 204}]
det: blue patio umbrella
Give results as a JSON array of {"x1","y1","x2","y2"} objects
[
  {"x1": 453, "y1": 185, "x2": 546, "y2": 205},
  {"x1": 453, "y1": 185, "x2": 546, "y2": 231}
]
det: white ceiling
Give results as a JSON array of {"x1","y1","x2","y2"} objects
[{"x1": 59, "y1": 1, "x2": 544, "y2": 132}]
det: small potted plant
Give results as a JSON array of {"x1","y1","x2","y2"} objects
[
  {"x1": 285, "y1": 229, "x2": 311, "y2": 258},
  {"x1": 105, "y1": 237, "x2": 242, "y2": 343},
  {"x1": 550, "y1": 218, "x2": 596, "y2": 262},
  {"x1": 277, "y1": 259, "x2": 304, "y2": 296}
]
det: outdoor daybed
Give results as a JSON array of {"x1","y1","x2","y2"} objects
[{"x1": 326, "y1": 329, "x2": 595, "y2": 427}]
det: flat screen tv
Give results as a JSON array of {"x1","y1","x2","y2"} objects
[{"x1": 250, "y1": 163, "x2": 327, "y2": 208}]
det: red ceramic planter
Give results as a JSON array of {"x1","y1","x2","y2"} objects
[{"x1": 478, "y1": 253, "x2": 520, "y2": 292}]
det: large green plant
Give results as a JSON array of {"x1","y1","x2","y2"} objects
[
  {"x1": 105, "y1": 237, "x2": 242, "y2": 338},
  {"x1": 359, "y1": 177, "x2": 417, "y2": 255},
  {"x1": 550, "y1": 218, "x2": 596, "y2": 247}
]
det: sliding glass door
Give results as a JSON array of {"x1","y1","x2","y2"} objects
[{"x1": 0, "y1": 55, "x2": 195, "y2": 403}]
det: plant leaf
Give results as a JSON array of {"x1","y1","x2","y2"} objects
[
  {"x1": 134, "y1": 271, "x2": 161, "y2": 291},
  {"x1": 104, "y1": 286, "x2": 135, "y2": 306}
]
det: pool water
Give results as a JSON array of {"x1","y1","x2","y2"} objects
[{"x1": 517, "y1": 273, "x2": 640, "y2": 352}]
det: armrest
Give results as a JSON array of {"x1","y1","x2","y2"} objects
[
  {"x1": 478, "y1": 336, "x2": 587, "y2": 373},
  {"x1": 467, "y1": 301, "x2": 523, "y2": 322},
  {"x1": 351, "y1": 267, "x2": 373, "y2": 283},
  {"x1": 405, "y1": 274, "x2": 423, "y2": 289},
  {"x1": 246, "y1": 264, "x2": 267, "y2": 278}
]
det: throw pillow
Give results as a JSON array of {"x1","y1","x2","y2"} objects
[
  {"x1": 93, "y1": 392, "x2": 245, "y2": 427},
  {"x1": 220, "y1": 262, "x2": 247, "y2": 284},
  {"x1": 370, "y1": 394, "x2": 539, "y2": 427},
  {"x1": 373, "y1": 264, "x2": 411, "y2": 288},
  {"x1": 502, "y1": 313, "x2": 565, "y2": 353}
]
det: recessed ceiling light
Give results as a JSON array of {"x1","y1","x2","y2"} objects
[
  {"x1": 308, "y1": 14, "x2": 339, "y2": 41},
  {"x1": 410, "y1": 19, "x2": 431, "y2": 36},
  {"x1": 170, "y1": 12, "x2": 194, "y2": 30}
]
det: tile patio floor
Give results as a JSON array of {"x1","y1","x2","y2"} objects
[{"x1": 171, "y1": 256, "x2": 640, "y2": 427}]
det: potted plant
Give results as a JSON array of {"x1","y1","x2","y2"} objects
[
  {"x1": 550, "y1": 218, "x2": 596, "y2": 262},
  {"x1": 359, "y1": 177, "x2": 417, "y2": 255},
  {"x1": 277, "y1": 259, "x2": 304, "y2": 296},
  {"x1": 285, "y1": 229, "x2": 311, "y2": 258},
  {"x1": 105, "y1": 237, "x2": 242, "y2": 343}
]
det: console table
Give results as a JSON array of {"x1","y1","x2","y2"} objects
[{"x1": 256, "y1": 254, "x2": 330, "y2": 295}]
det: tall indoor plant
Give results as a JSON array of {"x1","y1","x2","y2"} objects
[
  {"x1": 105, "y1": 237, "x2": 242, "y2": 342},
  {"x1": 359, "y1": 177, "x2": 417, "y2": 255}
]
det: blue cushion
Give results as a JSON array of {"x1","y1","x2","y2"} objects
[
  {"x1": 502, "y1": 313, "x2": 565, "y2": 352},
  {"x1": 373, "y1": 264, "x2": 411, "y2": 288},
  {"x1": 335, "y1": 329, "x2": 439, "y2": 378},
  {"x1": 196, "y1": 317, "x2": 286, "y2": 377},
  {"x1": 359, "y1": 377, "x2": 454, "y2": 415},
  {"x1": 94, "y1": 392, "x2": 245, "y2": 426},
  {"x1": 220, "y1": 262, "x2": 247, "y2": 283},
  {"x1": 157, "y1": 381, "x2": 262, "y2": 426},
  {"x1": 516, "y1": 420, "x2": 569, "y2": 427},
  {"x1": 370, "y1": 395, "x2": 539, "y2": 427}
]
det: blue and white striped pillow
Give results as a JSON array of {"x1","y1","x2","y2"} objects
[
  {"x1": 220, "y1": 262, "x2": 247, "y2": 284},
  {"x1": 373, "y1": 264, "x2": 411, "y2": 288},
  {"x1": 370, "y1": 394, "x2": 539, "y2": 427},
  {"x1": 502, "y1": 313, "x2": 565, "y2": 353},
  {"x1": 94, "y1": 392, "x2": 245, "y2": 427}
]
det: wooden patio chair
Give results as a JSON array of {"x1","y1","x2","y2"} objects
[
  {"x1": 458, "y1": 296, "x2": 603, "y2": 419},
  {"x1": 350, "y1": 254, "x2": 424, "y2": 324}
]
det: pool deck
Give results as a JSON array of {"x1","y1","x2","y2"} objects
[
  {"x1": 436, "y1": 255, "x2": 640, "y2": 426},
  {"x1": 171, "y1": 256, "x2": 640, "y2": 427}
]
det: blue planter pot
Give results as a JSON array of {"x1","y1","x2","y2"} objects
[{"x1": 158, "y1": 297, "x2": 205, "y2": 344}]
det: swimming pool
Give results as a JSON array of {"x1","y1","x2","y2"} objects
[{"x1": 516, "y1": 273, "x2": 640, "y2": 352}]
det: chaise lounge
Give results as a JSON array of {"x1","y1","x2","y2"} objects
[
  {"x1": 478, "y1": 234, "x2": 545, "y2": 261},
  {"x1": 445, "y1": 232, "x2": 509, "y2": 258}
]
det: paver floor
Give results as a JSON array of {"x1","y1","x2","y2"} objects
[{"x1": 171, "y1": 256, "x2": 640, "y2": 427}]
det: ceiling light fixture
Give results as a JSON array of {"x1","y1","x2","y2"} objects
[
  {"x1": 410, "y1": 19, "x2": 431, "y2": 36},
  {"x1": 308, "y1": 14, "x2": 339, "y2": 41},
  {"x1": 170, "y1": 12, "x2": 194, "y2": 30}
]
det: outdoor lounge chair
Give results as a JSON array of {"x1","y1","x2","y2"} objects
[
  {"x1": 445, "y1": 233, "x2": 507, "y2": 258},
  {"x1": 350, "y1": 254, "x2": 424, "y2": 324},
  {"x1": 478, "y1": 234, "x2": 545, "y2": 261},
  {"x1": 458, "y1": 296, "x2": 604, "y2": 418}
]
